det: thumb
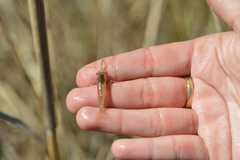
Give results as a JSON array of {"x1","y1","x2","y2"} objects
[{"x1": 207, "y1": 0, "x2": 240, "y2": 32}]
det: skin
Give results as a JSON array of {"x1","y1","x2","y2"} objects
[{"x1": 66, "y1": 0, "x2": 240, "y2": 159}]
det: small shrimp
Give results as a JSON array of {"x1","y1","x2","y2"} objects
[{"x1": 97, "y1": 60, "x2": 107, "y2": 112}]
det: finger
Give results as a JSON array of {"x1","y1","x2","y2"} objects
[
  {"x1": 76, "y1": 107, "x2": 198, "y2": 137},
  {"x1": 76, "y1": 41, "x2": 193, "y2": 87},
  {"x1": 111, "y1": 135, "x2": 209, "y2": 160},
  {"x1": 208, "y1": 0, "x2": 240, "y2": 32},
  {"x1": 66, "y1": 77, "x2": 187, "y2": 113}
]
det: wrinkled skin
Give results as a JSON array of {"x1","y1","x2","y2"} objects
[{"x1": 66, "y1": 0, "x2": 240, "y2": 159}]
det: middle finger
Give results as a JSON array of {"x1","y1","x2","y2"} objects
[{"x1": 66, "y1": 77, "x2": 187, "y2": 113}]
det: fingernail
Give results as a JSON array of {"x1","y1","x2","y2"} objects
[
  {"x1": 80, "y1": 107, "x2": 97, "y2": 121},
  {"x1": 66, "y1": 89, "x2": 79, "y2": 112},
  {"x1": 72, "y1": 95, "x2": 86, "y2": 104},
  {"x1": 76, "y1": 107, "x2": 98, "y2": 129},
  {"x1": 112, "y1": 141, "x2": 127, "y2": 158},
  {"x1": 66, "y1": 89, "x2": 88, "y2": 113},
  {"x1": 118, "y1": 143, "x2": 126, "y2": 151},
  {"x1": 78, "y1": 67, "x2": 96, "y2": 80}
]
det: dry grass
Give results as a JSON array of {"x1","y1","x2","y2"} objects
[{"x1": 0, "y1": 0, "x2": 227, "y2": 159}]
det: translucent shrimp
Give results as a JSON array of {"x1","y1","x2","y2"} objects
[{"x1": 97, "y1": 60, "x2": 107, "y2": 112}]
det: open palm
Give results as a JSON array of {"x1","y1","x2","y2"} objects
[{"x1": 66, "y1": 0, "x2": 240, "y2": 159}]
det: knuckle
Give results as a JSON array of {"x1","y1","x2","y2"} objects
[
  {"x1": 117, "y1": 109, "x2": 124, "y2": 134},
  {"x1": 143, "y1": 47, "x2": 155, "y2": 76},
  {"x1": 110, "y1": 55, "x2": 119, "y2": 81},
  {"x1": 141, "y1": 78, "x2": 155, "y2": 107},
  {"x1": 171, "y1": 136, "x2": 180, "y2": 159},
  {"x1": 153, "y1": 110, "x2": 165, "y2": 136},
  {"x1": 191, "y1": 111, "x2": 199, "y2": 133}
]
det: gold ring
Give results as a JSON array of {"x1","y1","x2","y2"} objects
[{"x1": 186, "y1": 77, "x2": 194, "y2": 108}]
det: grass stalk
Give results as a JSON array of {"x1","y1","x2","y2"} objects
[
  {"x1": 27, "y1": 0, "x2": 60, "y2": 160},
  {"x1": 143, "y1": 0, "x2": 167, "y2": 47}
]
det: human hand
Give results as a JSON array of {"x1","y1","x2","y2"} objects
[{"x1": 66, "y1": 0, "x2": 240, "y2": 159}]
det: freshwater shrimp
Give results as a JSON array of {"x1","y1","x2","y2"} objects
[{"x1": 97, "y1": 60, "x2": 107, "y2": 112}]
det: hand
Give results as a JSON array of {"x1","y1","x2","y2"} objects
[{"x1": 66, "y1": 0, "x2": 240, "y2": 159}]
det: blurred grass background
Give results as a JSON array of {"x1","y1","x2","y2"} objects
[{"x1": 0, "y1": 0, "x2": 227, "y2": 159}]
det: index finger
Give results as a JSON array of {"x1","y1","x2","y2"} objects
[{"x1": 76, "y1": 40, "x2": 193, "y2": 87}]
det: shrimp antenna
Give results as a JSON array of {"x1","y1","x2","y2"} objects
[{"x1": 100, "y1": 59, "x2": 106, "y2": 72}]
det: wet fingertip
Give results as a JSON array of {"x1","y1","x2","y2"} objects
[
  {"x1": 76, "y1": 67, "x2": 97, "y2": 87},
  {"x1": 76, "y1": 107, "x2": 98, "y2": 129},
  {"x1": 66, "y1": 88, "x2": 81, "y2": 113},
  {"x1": 111, "y1": 140, "x2": 129, "y2": 158}
]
